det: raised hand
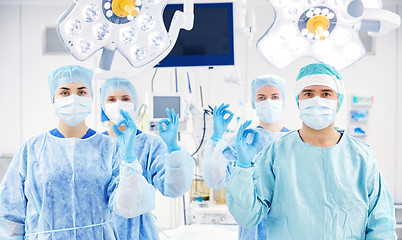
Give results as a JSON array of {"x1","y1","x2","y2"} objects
[
  {"x1": 235, "y1": 120, "x2": 260, "y2": 167},
  {"x1": 113, "y1": 109, "x2": 138, "y2": 162},
  {"x1": 159, "y1": 108, "x2": 180, "y2": 153},
  {"x1": 211, "y1": 103, "x2": 234, "y2": 141}
]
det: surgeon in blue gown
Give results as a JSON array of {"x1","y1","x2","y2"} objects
[
  {"x1": 100, "y1": 78, "x2": 195, "y2": 240},
  {"x1": 203, "y1": 75, "x2": 290, "y2": 240},
  {"x1": 0, "y1": 65, "x2": 160, "y2": 239},
  {"x1": 226, "y1": 63, "x2": 396, "y2": 239}
]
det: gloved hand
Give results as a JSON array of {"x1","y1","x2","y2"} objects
[
  {"x1": 235, "y1": 120, "x2": 259, "y2": 168},
  {"x1": 113, "y1": 109, "x2": 137, "y2": 162},
  {"x1": 159, "y1": 108, "x2": 180, "y2": 153},
  {"x1": 211, "y1": 103, "x2": 234, "y2": 141}
]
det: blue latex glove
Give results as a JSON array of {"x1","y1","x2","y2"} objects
[
  {"x1": 235, "y1": 120, "x2": 260, "y2": 168},
  {"x1": 159, "y1": 108, "x2": 180, "y2": 153},
  {"x1": 211, "y1": 103, "x2": 234, "y2": 141},
  {"x1": 113, "y1": 109, "x2": 137, "y2": 162}
]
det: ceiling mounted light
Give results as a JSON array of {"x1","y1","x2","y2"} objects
[
  {"x1": 57, "y1": 0, "x2": 194, "y2": 74},
  {"x1": 257, "y1": 0, "x2": 400, "y2": 70}
]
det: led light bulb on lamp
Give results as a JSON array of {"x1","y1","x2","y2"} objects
[
  {"x1": 83, "y1": 4, "x2": 100, "y2": 22},
  {"x1": 131, "y1": 45, "x2": 147, "y2": 61},
  {"x1": 150, "y1": 32, "x2": 167, "y2": 49},
  {"x1": 120, "y1": 27, "x2": 137, "y2": 44},
  {"x1": 94, "y1": 23, "x2": 110, "y2": 40},
  {"x1": 139, "y1": 14, "x2": 155, "y2": 32},
  {"x1": 65, "y1": 19, "x2": 82, "y2": 36}
]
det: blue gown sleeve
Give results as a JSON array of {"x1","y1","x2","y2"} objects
[
  {"x1": 0, "y1": 144, "x2": 27, "y2": 239},
  {"x1": 110, "y1": 142, "x2": 156, "y2": 219},
  {"x1": 202, "y1": 139, "x2": 231, "y2": 190},
  {"x1": 365, "y1": 150, "x2": 397, "y2": 239},
  {"x1": 147, "y1": 136, "x2": 195, "y2": 198},
  {"x1": 226, "y1": 143, "x2": 275, "y2": 229}
]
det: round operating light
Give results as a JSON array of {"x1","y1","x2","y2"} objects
[
  {"x1": 131, "y1": 45, "x2": 147, "y2": 61},
  {"x1": 83, "y1": 4, "x2": 100, "y2": 23},
  {"x1": 120, "y1": 27, "x2": 137, "y2": 44},
  {"x1": 149, "y1": 32, "x2": 166, "y2": 49},
  {"x1": 298, "y1": 6, "x2": 337, "y2": 41},
  {"x1": 103, "y1": 0, "x2": 141, "y2": 24},
  {"x1": 65, "y1": 19, "x2": 82, "y2": 36},
  {"x1": 139, "y1": 14, "x2": 155, "y2": 32},
  {"x1": 76, "y1": 38, "x2": 94, "y2": 53},
  {"x1": 94, "y1": 23, "x2": 110, "y2": 40}
]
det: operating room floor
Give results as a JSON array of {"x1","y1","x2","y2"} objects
[{"x1": 159, "y1": 224, "x2": 238, "y2": 240}]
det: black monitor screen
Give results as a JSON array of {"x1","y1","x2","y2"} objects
[
  {"x1": 157, "y1": 3, "x2": 234, "y2": 67},
  {"x1": 153, "y1": 96, "x2": 181, "y2": 118}
]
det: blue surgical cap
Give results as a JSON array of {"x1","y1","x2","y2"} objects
[
  {"x1": 296, "y1": 63, "x2": 342, "y2": 82},
  {"x1": 251, "y1": 74, "x2": 286, "y2": 109},
  {"x1": 48, "y1": 65, "x2": 93, "y2": 101},
  {"x1": 100, "y1": 78, "x2": 138, "y2": 110},
  {"x1": 295, "y1": 63, "x2": 344, "y2": 110}
]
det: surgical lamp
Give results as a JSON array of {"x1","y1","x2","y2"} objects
[
  {"x1": 57, "y1": 0, "x2": 194, "y2": 74},
  {"x1": 257, "y1": 0, "x2": 401, "y2": 70}
]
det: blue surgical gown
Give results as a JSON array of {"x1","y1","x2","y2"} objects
[
  {"x1": 103, "y1": 131, "x2": 195, "y2": 240},
  {"x1": 203, "y1": 127, "x2": 289, "y2": 240},
  {"x1": 226, "y1": 130, "x2": 397, "y2": 239},
  {"x1": 0, "y1": 130, "x2": 122, "y2": 239}
]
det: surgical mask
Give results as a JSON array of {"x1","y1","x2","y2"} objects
[
  {"x1": 104, "y1": 100, "x2": 135, "y2": 123},
  {"x1": 299, "y1": 96, "x2": 337, "y2": 130},
  {"x1": 54, "y1": 95, "x2": 92, "y2": 127},
  {"x1": 255, "y1": 99, "x2": 283, "y2": 124}
]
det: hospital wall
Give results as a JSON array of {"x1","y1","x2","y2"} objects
[{"x1": 0, "y1": 0, "x2": 401, "y2": 210}]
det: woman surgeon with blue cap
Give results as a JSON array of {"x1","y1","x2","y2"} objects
[
  {"x1": 226, "y1": 63, "x2": 396, "y2": 239},
  {"x1": 0, "y1": 65, "x2": 159, "y2": 239},
  {"x1": 100, "y1": 78, "x2": 195, "y2": 240},
  {"x1": 202, "y1": 74, "x2": 290, "y2": 240}
]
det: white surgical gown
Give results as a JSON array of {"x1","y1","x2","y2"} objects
[
  {"x1": 203, "y1": 127, "x2": 289, "y2": 240},
  {"x1": 109, "y1": 131, "x2": 195, "y2": 240},
  {"x1": 226, "y1": 130, "x2": 396, "y2": 239},
  {"x1": 0, "y1": 131, "x2": 153, "y2": 239}
]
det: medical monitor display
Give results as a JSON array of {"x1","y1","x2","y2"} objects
[
  {"x1": 157, "y1": 3, "x2": 234, "y2": 67},
  {"x1": 153, "y1": 96, "x2": 181, "y2": 118}
]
